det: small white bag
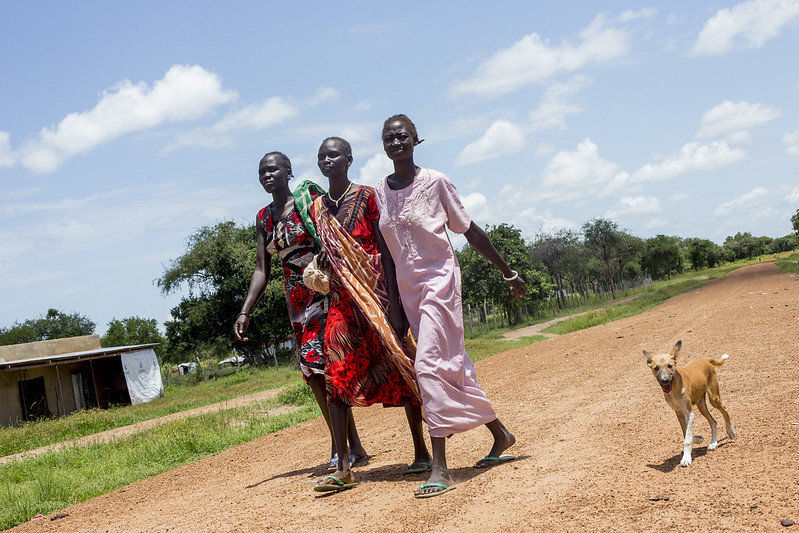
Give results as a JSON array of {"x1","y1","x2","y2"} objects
[{"x1": 302, "y1": 255, "x2": 331, "y2": 295}]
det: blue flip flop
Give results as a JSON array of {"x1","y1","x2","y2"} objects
[
  {"x1": 313, "y1": 475, "x2": 358, "y2": 492},
  {"x1": 474, "y1": 454, "x2": 515, "y2": 468},
  {"x1": 328, "y1": 453, "x2": 370, "y2": 473},
  {"x1": 414, "y1": 482, "x2": 456, "y2": 499}
]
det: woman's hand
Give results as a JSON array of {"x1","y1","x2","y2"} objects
[
  {"x1": 388, "y1": 304, "x2": 409, "y2": 341},
  {"x1": 233, "y1": 314, "x2": 250, "y2": 341},
  {"x1": 508, "y1": 277, "x2": 526, "y2": 299}
]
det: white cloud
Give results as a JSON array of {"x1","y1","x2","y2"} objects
[
  {"x1": 782, "y1": 185, "x2": 799, "y2": 202},
  {"x1": 0, "y1": 182, "x2": 254, "y2": 279},
  {"x1": 632, "y1": 141, "x2": 746, "y2": 183},
  {"x1": 539, "y1": 139, "x2": 628, "y2": 202},
  {"x1": 534, "y1": 142, "x2": 556, "y2": 157},
  {"x1": 0, "y1": 131, "x2": 14, "y2": 168},
  {"x1": 450, "y1": 14, "x2": 629, "y2": 98},
  {"x1": 456, "y1": 120, "x2": 526, "y2": 166},
  {"x1": 605, "y1": 196, "x2": 662, "y2": 219},
  {"x1": 168, "y1": 97, "x2": 301, "y2": 151},
  {"x1": 358, "y1": 153, "x2": 393, "y2": 186},
  {"x1": 784, "y1": 130, "x2": 799, "y2": 155},
  {"x1": 305, "y1": 87, "x2": 339, "y2": 107},
  {"x1": 618, "y1": 8, "x2": 657, "y2": 23},
  {"x1": 529, "y1": 75, "x2": 592, "y2": 132},
  {"x1": 19, "y1": 65, "x2": 236, "y2": 173},
  {"x1": 211, "y1": 97, "x2": 298, "y2": 132},
  {"x1": 695, "y1": 100, "x2": 781, "y2": 139},
  {"x1": 692, "y1": 0, "x2": 799, "y2": 56},
  {"x1": 460, "y1": 192, "x2": 488, "y2": 216},
  {"x1": 713, "y1": 187, "x2": 769, "y2": 217}
]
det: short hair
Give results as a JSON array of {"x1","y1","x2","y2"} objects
[
  {"x1": 261, "y1": 151, "x2": 292, "y2": 175},
  {"x1": 321, "y1": 136, "x2": 352, "y2": 157},
  {"x1": 383, "y1": 114, "x2": 423, "y2": 145}
]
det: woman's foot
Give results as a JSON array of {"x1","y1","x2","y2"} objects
[
  {"x1": 403, "y1": 450, "x2": 433, "y2": 475},
  {"x1": 415, "y1": 465, "x2": 454, "y2": 497},
  {"x1": 485, "y1": 419, "x2": 516, "y2": 460},
  {"x1": 314, "y1": 470, "x2": 357, "y2": 492},
  {"x1": 416, "y1": 464, "x2": 454, "y2": 495}
]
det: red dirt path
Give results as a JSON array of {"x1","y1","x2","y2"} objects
[{"x1": 11, "y1": 262, "x2": 799, "y2": 532}]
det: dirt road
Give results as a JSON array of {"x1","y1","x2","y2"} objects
[{"x1": 12, "y1": 262, "x2": 799, "y2": 532}]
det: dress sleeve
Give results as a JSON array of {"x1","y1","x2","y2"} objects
[
  {"x1": 365, "y1": 188, "x2": 380, "y2": 226},
  {"x1": 439, "y1": 173, "x2": 472, "y2": 234},
  {"x1": 257, "y1": 206, "x2": 271, "y2": 232}
]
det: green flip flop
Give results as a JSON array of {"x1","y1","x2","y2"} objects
[
  {"x1": 313, "y1": 475, "x2": 358, "y2": 492},
  {"x1": 402, "y1": 461, "x2": 433, "y2": 475},
  {"x1": 414, "y1": 482, "x2": 456, "y2": 499},
  {"x1": 474, "y1": 454, "x2": 515, "y2": 468}
]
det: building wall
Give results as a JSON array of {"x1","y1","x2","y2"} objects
[{"x1": 0, "y1": 362, "x2": 88, "y2": 428}]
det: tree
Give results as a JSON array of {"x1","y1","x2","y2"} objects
[
  {"x1": 792, "y1": 209, "x2": 799, "y2": 234},
  {"x1": 684, "y1": 238, "x2": 723, "y2": 270},
  {"x1": 530, "y1": 229, "x2": 587, "y2": 309},
  {"x1": 102, "y1": 316, "x2": 165, "y2": 357},
  {"x1": 157, "y1": 221, "x2": 291, "y2": 360},
  {"x1": 642, "y1": 235, "x2": 684, "y2": 280},
  {"x1": 582, "y1": 218, "x2": 624, "y2": 298},
  {"x1": 458, "y1": 224, "x2": 550, "y2": 324},
  {"x1": 723, "y1": 232, "x2": 768, "y2": 261},
  {"x1": 0, "y1": 309, "x2": 96, "y2": 346},
  {"x1": 770, "y1": 234, "x2": 799, "y2": 254}
]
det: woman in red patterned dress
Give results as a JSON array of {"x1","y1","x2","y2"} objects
[
  {"x1": 310, "y1": 137, "x2": 430, "y2": 492},
  {"x1": 234, "y1": 151, "x2": 367, "y2": 470}
]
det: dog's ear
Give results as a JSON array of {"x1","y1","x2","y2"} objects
[
  {"x1": 670, "y1": 340, "x2": 682, "y2": 360},
  {"x1": 643, "y1": 349, "x2": 652, "y2": 365}
]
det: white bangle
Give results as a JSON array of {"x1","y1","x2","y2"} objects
[{"x1": 503, "y1": 270, "x2": 519, "y2": 282}]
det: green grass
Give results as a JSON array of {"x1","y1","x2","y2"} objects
[
  {"x1": 775, "y1": 251, "x2": 799, "y2": 274},
  {"x1": 0, "y1": 389, "x2": 318, "y2": 529},
  {"x1": 466, "y1": 333, "x2": 546, "y2": 362},
  {"x1": 0, "y1": 366, "x2": 300, "y2": 457}
]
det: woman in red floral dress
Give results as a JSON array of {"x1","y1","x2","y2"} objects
[
  {"x1": 310, "y1": 137, "x2": 430, "y2": 493},
  {"x1": 234, "y1": 151, "x2": 367, "y2": 470}
]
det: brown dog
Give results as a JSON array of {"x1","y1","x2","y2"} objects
[{"x1": 644, "y1": 340, "x2": 736, "y2": 466}]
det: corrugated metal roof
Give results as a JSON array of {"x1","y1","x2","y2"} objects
[{"x1": 0, "y1": 344, "x2": 159, "y2": 371}]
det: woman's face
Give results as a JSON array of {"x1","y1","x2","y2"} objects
[
  {"x1": 317, "y1": 139, "x2": 352, "y2": 178},
  {"x1": 259, "y1": 154, "x2": 290, "y2": 194},
  {"x1": 382, "y1": 120, "x2": 415, "y2": 161}
]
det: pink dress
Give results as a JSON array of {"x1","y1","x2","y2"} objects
[{"x1": 375, "y1": 168, "x2": 497, "y2": 438}]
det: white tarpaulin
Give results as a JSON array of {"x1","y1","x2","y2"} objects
[{"x1": 120, "y1": 349, "x2": 164, "y2": 405}]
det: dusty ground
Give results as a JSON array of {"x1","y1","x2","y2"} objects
[{"x1": 11, "y1": 262, "x2": 799, "y2": 532}]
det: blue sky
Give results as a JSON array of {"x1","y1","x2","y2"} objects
[{"x1": 2, "y1": 1, "x2": 798, "y2": 334}]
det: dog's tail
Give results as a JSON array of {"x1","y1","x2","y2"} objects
[{"x1": 709, "y1": 353, "x2": 729, "y2": 366}]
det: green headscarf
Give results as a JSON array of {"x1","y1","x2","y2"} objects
[{"x1": 292, "y1": 180, "x2": 326, "y2": 250}]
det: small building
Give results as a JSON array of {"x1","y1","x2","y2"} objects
[{"x1": 0, "y1": 335, "x2": 163, "y2": 428}]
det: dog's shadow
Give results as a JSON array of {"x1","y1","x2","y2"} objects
[{"x1": 645, "y1": 440, "x2": 731, "y2": 472}]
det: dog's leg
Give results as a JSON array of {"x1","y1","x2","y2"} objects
[
  {"x1": 696, "y1": 396, "x2": 718, "y2": 449},
  {"x1": 680, "y1": 410, "x2": 695, "y2": 467},
  {"x1": 707, "y1": 379, "x2": 735, "y2": 439}
]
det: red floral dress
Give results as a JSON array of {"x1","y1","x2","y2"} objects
[
  {"x1": 258, "y1": 201, "x2": 326, "y2": 380},
  {"x1": 311, "y1": 186, "x2": 420, "y2": 407}
]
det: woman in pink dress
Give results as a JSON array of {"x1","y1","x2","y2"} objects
[{"x1": 374, "y1": 115, "x2": 527, "y2": 498}]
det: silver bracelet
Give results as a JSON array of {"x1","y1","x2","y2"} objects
[
  {"x1": 237, "y1": 312, "x2": 250, "y2": 319},
  {"x1": 503, "y1": 270, "x2": 519, "y2": 282}
]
